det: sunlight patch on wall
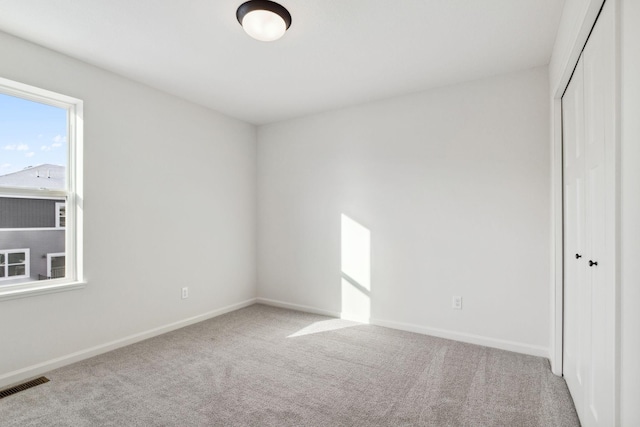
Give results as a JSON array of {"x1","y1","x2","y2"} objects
[{"x1": 341, "y1": 214, "x2": 371, "y2": 323}]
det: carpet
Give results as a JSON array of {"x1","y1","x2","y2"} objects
[{"x1": 0, "y1": 304, "x2": 579, "y2": 426}]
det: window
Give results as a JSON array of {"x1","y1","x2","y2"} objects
[
  {"x1": 0, "y1": 76, "x2": 83, "y2": 300},
  {"x1": 46, "y1": 253, "x2": 65, "y2": 279},
  {"x1": 0, "y1": 249, "x2": 30, "y2": 281},
  {"x1": 56, "y1": 202, "x2": 66, "y2": 228}
]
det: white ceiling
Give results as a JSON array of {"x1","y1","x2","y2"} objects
[{"x1": 0, "y1": 0, "x2": 565, "y2": 125}]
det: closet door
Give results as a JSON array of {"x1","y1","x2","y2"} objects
[
  {"x1": 562, "y1": 1, "x2": 616, "y2": 426},
  {"x1": 581, "y1": 0, "x2": 615, "y2": 424},
  {"x1": 562, "y1": 56, "x2": 586, "y2": 420}
]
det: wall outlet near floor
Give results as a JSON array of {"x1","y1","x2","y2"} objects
[
  {"x1": 181, "y1": 287, "x2": 189, "y2": 299},
  {"x1": 452, "y1": 296, "x2": 462, "y2": 310}
]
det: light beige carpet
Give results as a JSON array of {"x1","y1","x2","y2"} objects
[{"x1": 0, "y1": 304, "x2": 579, "y2": 426}]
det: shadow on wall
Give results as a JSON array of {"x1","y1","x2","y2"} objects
[{"x1": 341, "y1": 214, "x2": 371, "y2": 323}]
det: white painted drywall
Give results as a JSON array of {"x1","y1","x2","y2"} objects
[
  {"x1": 0, "y1": 31, "x2": 257, "y2": 383},
  {"x1": 257, "y1": 67, "x2": 551, "y2": 355},
  {"x1": 620, "y1": 0, "x2": 640, "y2": 424}
]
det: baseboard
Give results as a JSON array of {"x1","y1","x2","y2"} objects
[
  {"x1": 371, "y1": 317, "x2": 549, "y2": 359},
  {"x1": 256, "y1": 297, "x2": 549, "y2": 359},
  {"x1": 0, "y1": 298, "x2": 257, "y2": 389},
  {"x1": 256, "y1": 297, "x2": 341, "y2": 318},
  {"x1": 2, "y1": 297, "x2": 550, "y2": 389}
]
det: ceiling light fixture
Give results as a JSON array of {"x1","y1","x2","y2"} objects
[{"x1": 236, "y1": 0, "x2": 292, "y2": 42}]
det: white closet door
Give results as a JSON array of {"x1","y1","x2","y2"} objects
[
  {"x1": 562, "y1": 56, "x2": 586, "y2": 420},
  {"x1": 562, "y1": 1, "x2": 616, "y2": 426},
  {"x1": 582, "y1": 0, "x2": 616, "y2": 424}
]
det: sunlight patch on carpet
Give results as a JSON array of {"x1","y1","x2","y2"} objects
[{"x1": 287, "y1": 319, "x2": 360, "y2": 338}]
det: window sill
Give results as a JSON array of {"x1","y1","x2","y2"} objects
[{"x1": 0, "y1": 280, "x2": 86, "y2": 302}]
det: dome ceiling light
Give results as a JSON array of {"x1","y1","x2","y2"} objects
[{"x1": 236, "y1": 0, "x2": 292, "y2": 42}]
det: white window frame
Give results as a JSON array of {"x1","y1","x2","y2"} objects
[
  {"x1": 55, "y1": 201, "x2": 66, "y2": 228},
  {"x1": 0, "y1": 248, "x2": 30, "y2": 282},
  {"x1": 0, "y1": 76, "x2": 84, "y2": 301}
]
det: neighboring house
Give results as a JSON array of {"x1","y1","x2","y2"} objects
[{"x1": 0, "y1": 164, "x2": 66, "y2": 285}]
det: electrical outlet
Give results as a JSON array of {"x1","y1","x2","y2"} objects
[
  {"x1": 181, "y1": 287, "x2": 189, "y2": 299},
  {"x1": 452, "y1": 296, "x2": 462, "y2": 310}
]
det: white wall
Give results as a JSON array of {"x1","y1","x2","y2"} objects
[
  {"x1": 0, "y1": 31, "x2": 257, "y2": 386},
  {"x1": 620, "y1": 0, "x2": 640, "y2": 424},
  {"x1": 257, "y1": 67, "x2": 551, "y2": 356}
]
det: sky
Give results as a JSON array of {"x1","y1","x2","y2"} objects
[{"x1": 0, "y1": 93, "x2": 67, "y2": 176}]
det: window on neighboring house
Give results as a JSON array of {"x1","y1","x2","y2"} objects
[
  {"x1": 0, "y1": 76, "x2": 83, "y2": 300},
  {"x1": 46, "y1": 253, "x2": 65, "y2": 279},
  {"x1": 0, "y1": 249, "x2": 30, "y2": 281},
  {"x1": 56, "y1": 202, "x2": 66, "y2": 228}
]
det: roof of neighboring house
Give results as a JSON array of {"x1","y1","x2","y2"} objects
[{"x1": 0, "y1": 164, "x2": 65, "y2": 189}]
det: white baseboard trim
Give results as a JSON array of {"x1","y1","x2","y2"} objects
[
  {"x1": 0, "y1": 298, "x2": 257, "y2": 389},
  {"x1": 371, "y1": 318, "x2": 549, "y2": 359},
  {"x1": 255, "y1": 297, "x2": 549, "y2": 359},
  {"x1": 256, "y1": 297, "x2": 341, "y2": 318}
]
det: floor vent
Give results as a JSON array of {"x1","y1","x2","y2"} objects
[{"x1": 0, "y1": 377, "x2": 50, "y2": 399}]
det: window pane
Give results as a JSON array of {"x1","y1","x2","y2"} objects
[
  {"x1": 0, "y1": 197, "x2": 65, "y2": 227},
  {"x1": 8, "y1": 252, "x2": 26, "y2": 264},
  {"x1": 51, "y1": 255, "x2": 65, "y2": 279},
  {"x1": 51, "y1": 256, "x2": 65, "y2": 268},
  {"x1": 8, "y1": 265, "x2": 26, "y2": 276},
  {"x1": 0, "y1": 93, "x2": 67, "y2": 190},
  {"x1": 0, "y1": 77, "x2": 80, "y2": 293},
  {"x1": 0, "y1": 197, "x2": 64, "y2": 284},
  {"x1": 0, "y1": 254, "x2": 4, "y2": 265}
]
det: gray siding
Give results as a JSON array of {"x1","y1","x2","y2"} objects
[
  {"x1": 0, "y1": 197, "x2": 63, "y2": 228},
  {"x1": 0, "y1": 229, "x2": 65, "y2": 281}
]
